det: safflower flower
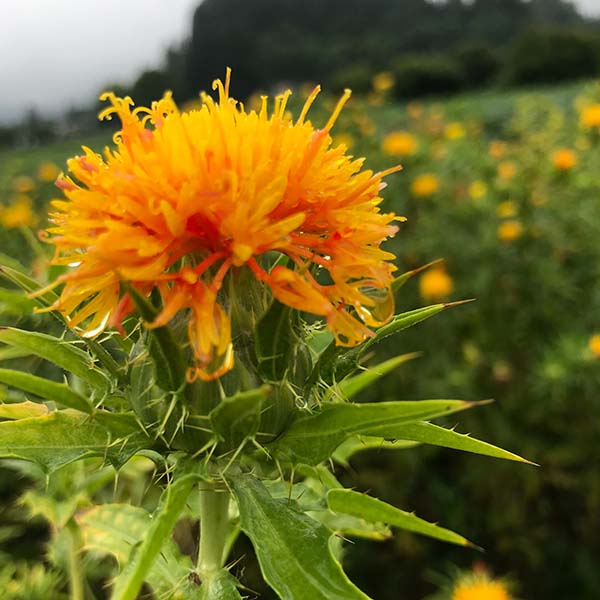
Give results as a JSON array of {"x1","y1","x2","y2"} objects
[
  {"x1": 38, "y1": 162, "x2": 61, "y2": 183},
  {"x1": 0, "y1": 195, "x2": 37, "y2": 229},
  {"x1": 382, "y1": 131, "x2": 418, "y2": 157},
  {"x1": 419, "y1": 267, "x2": 454, "y2": 301},
  {"x1": 372, "y1": 71, "x2": 395, "y2": 93},
  {"x1": 552, "y1": 148, "x2": 577, "y2": 171},
  {"x1": 39, "y1": 71, "x2": 401, "y2": 381},
  {"x1": 411, "y1": 173, "x2": 439, "y2": 198},
  {"x1": 497, "y1": 220, "x2": 523, "y2": 242},
  {"x1": 579, "y1": 103, "x2": 600, "y2": 129},
  {"x1": 12, "y1": 175, "x2": 35, "y2": 194},
  {"x1": 588, "y1": 334, "x2": 600, "y2": 358},
  {"x1": 496, "y1": 201, "x2": 518, "y2": 219}
]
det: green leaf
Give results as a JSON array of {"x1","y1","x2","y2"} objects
[
  {"x1": 0, "y1": 401, "x2": 49, "y2": 420},
  {"x1": 198, "y1": 570, "x2": 242, "y2": 600},
  {"x1": 209, "y1": 385, "x2": 270, "y2": 447},
  {"x1": 0, "y1": 411, "x2": 146, "y2": 472},
  {"x1": 125, "y1": 285, "x2": 187, "y2": 392},
  {"x1": 0, "y1": 253, "x2": 28, "y2": 273},
  {"x1": 79, "y1": 503, "x2": 195, "y2": 599},
  {"x1": 391, "y1": 259, "x2": 443, "y2": 293},
  {"x1": 0, "y1": 328, "x2": 108, "y2": 393},
  {"x1": 332, "y1": 435, "x2": 419, "y2": 466},
  {"x1": 0, "y1": 368, "x2": 93, "y2": 413},
  {"x1": 309, "y1": 303, "x2": 451, "y2": 386},
  {"x1": 327, "y1": 489, "x2": 476, "y2": 548},
  {"x1": 0, "y1": 346, "x2": 31, "y2": 361},
  {"x1": 333, "y1": 353, "x2": 420, "y2": 400},
  {"x1": 269, "y1": 399, "x2": 476, "y2": 465},
  {"x1": 111, "y1": 472, "x2": 202, "y2": 600},
  {"x1": 230, "y1": 474, "x2": 370, "y2": 600},
  {"x1": 256, "y1": 299, "x2": 296, "y2": 381},
  {"x1": 0, "y1": 288, "x2": 37, "y2": 315},
  {"x1": 0, "y1": 265, "x2": 60, "y2": 309},
  {"x1": 382, "y1": 421, "x2": 534, "y2": 464}
]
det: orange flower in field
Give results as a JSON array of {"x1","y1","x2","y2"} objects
[
  {"x1": 38, "y1": 162, "x2": 61, "y2": 183},
  {"x1": 41, "y1": 71, "x2": 401, "y2": 381},
  {"x1": 579, "y1": 103, "x2": 600, "y2": 129},
  {"x1": 12, "y1": 175, "x2": 35, "y2": 194},
  {"x1": 497, "y1": 161, "x2": 517, "y2": 181},
  {"x1": 419, "y1": 267, "x2": 453, "y2": 301},
  {"x1": 411, "y1": 173, "x2": 439, "y2": 198},
  {"x1": 552, "y1": 148, "x2": 577, "y2": 171},
  {"x1": 497, "y1": 220, "x2": 523, "y2": 242},
  {"x1": 488, "y1": 140, "x2": 507, "y2": 160},
  {"x1": 0, "y1": 195, "x2": 37, "y2": 229},
  {"x1": 382, "y1": 131, "x2": 418, "y2": 157},
  {"x1": 588, "y1": 334, "x2": 600, "y2": 358}
]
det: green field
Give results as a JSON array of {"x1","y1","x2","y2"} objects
[{"x1": 1, "y1": 79, "x2": 600, "y2": 599}]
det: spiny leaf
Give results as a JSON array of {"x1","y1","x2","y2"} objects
[
  {"x1": 79, "y1": 503, "x2": 195, "y2": 599},
  {"x1": 382, "y1": 421, "x2": 535, "y2": 464},
  {"x1": 391, "y1": 259, "x2": 444, "y2": 293},
  {"x1": 0, "y1": 288, "x2": 37, "y2": 315},
  {"x1": 230, "y1": 474, "x2": 370, "y2": 600},
  {"x1": 111, "y1": 472, "x2": 204, "y2": 600},
  {"x1": 268, "y1": 399, "x2": 477, "y2": 465},
  {"x1": 0, "y1": 328, "x2": 109, "y2": 393},
  {"x1": 0, "y1": 411, "x2": 148, "y2": 472},
  {"x1": 332, "y1": 435, "x2": 419, "y2": 466},
  {"x1": 327, "y1": 489, "x2": 477, "y2": 548},
  {"x1": 333, "y1": 353, "x2": 421, "y2": 400},
  {"x1": 0, "y1": 368, "x2": 93, "y2": 413}
]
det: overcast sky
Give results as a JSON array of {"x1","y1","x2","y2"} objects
[{"x1": 2, "y1": 0, "x2": 599, "y2": 124}]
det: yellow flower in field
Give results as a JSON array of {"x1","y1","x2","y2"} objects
[
  {"x1": 497, "y1": 220, "x2": 523, "y2": 242},
  {"x1": 372, "y1": 71, "x2": 395, "y2": 93},
  {"x1": 382, "y1": 131, "x2": 418, "y2": 157},
  {"x1": 419, "y1": 267, "x2": 454, "y2": 301},
  {"x1": 588, "y1": 334, "x2": 600, "y2": 358},
  {"x1": 488, "y1": 140, "x2": 507, "y2": 160},
  {"x1": 497, "y1": 161, "x2": 517, "y2": 181},
  {"x1": 37, "y1": 162, "x2": 61, "y2": 182},
  {"x1": 552, "y1": 148, "x2": 577, "y2": 171},
  {"x1": 12, "y1": 175, "x2": 35, "y2": 193},
  {"x1": 444, "y1": 121, "x2": 466, "y2": 140},
  {"x1": 40, "y1": 71, "x2": 401, "y2": 381},
  {"x1": 468, "y1": 180, "x2": 487, "y2": 200},
  {"x1": 411, "y1": 173, "x2": 439, "y2": 198},
  {"x1": 452, "y1": 579, "x2": 511, "y2": 600},
  {"x1": 579, "y1": 103, "x2": 600, "y2": 129},
  {"x1": 496, "y1": 200, "x2": 518, "y2": 218},
  {"x1": 0, "y1": 195, "x2": 37, "y2": 229}
]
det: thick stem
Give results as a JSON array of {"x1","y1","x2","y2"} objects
[{"x1": 197, "y1": 483, "x2": 230, "y2": 577}]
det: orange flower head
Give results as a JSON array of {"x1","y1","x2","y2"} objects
[
  {"x1": 497, "y1": 161, "x2": 517, "y2": 181},
  {"x1": 552, "y1": 148, "x2": 577, "y2": 171},
  {"x1": 38, "y1": 162, "x2": 61, "y2": 183},
  {"x1": 41, "y1": 70, "x2": 401, "y2": 382}
]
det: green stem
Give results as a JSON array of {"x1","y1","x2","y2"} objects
[
  {"x1": 197, "y1": 483, "x2": 230, "y2": 577},
  {"x1": 66, "y1": 521, "x2": 85, "y2": 600}
]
